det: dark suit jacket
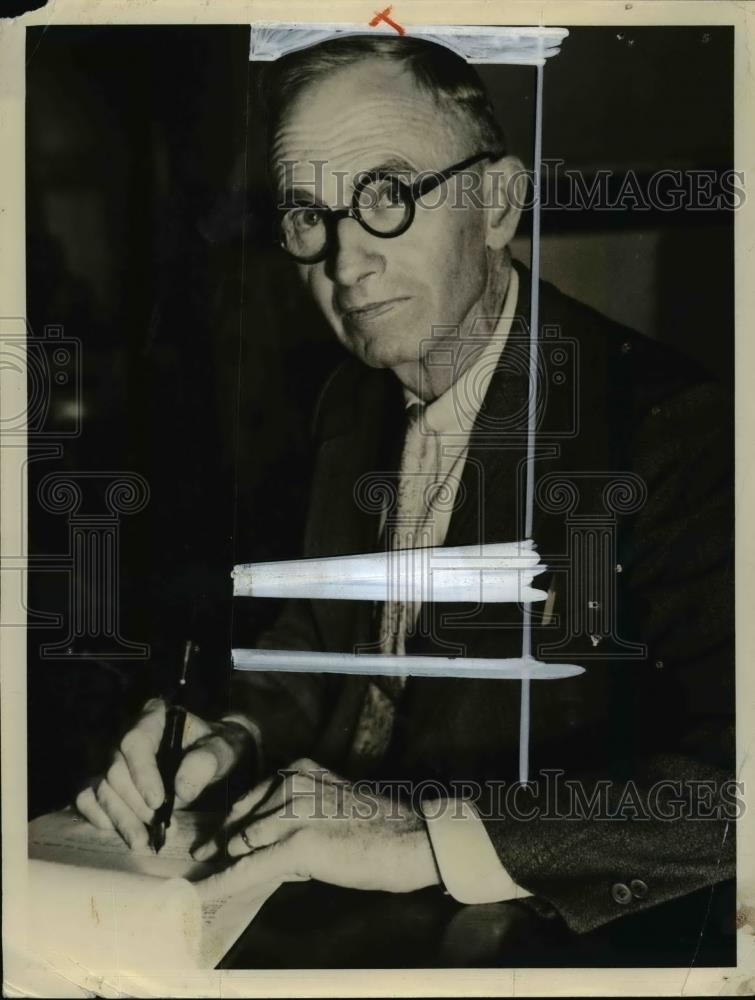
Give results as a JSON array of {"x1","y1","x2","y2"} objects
[{"x1": 231, "y1": 262, "x2": 734, "y2": 933}]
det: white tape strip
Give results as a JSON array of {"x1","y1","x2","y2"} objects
[
  {"x1": 249, "y1": 23, "x2": 569, "y2": 66},
  {"x1": 232, "y1": 648, "x2": 584, "y2": 681},
  {"x1": 233, "y1": 539, "x2": 547, "y2": 603}
]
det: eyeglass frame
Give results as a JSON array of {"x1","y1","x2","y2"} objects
[{"x1": 275, "y1": 149, "x2": 504, "y2": 265}]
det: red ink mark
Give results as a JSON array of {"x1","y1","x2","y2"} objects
[{"x1": 369, "y1": 6, "x2": 405, "y2": 35}]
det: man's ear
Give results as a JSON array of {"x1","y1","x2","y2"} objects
[{"x1": 483, "y1": 155, "x2": 527, "y2": 251}]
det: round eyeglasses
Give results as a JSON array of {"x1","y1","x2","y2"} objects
[{"x1": 277, "y1": 150, "x2": 502, "y2": 265}]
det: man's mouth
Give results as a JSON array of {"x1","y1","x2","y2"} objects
[{"x1": 341, "y1": 297, "x2": 411, "y2": 323}]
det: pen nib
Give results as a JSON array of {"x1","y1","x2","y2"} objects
[{"x1": 150, "y1": 821, "x2": 166, "y2": 855}]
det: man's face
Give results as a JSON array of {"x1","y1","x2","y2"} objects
[{"x1": 272, "y1": 59, "x2": 500, "y2": 390}]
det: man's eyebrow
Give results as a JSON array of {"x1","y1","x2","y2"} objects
[
  {"x1": 279, "y1": 188, "x2": 324, "y2": 207},
  {"x1": 363, "y1": 157, "x2": 417, "y2": 177},
  {"x1": 278, "y1": 158, "x2": 418, "y2": 205}
]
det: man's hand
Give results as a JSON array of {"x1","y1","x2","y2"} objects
[
  {"x1": 74, "y1": 697, "x2": 251, "y2": 849},
  {"x1": 193, "y1": 758, "x2": 441, "y2": 900}
]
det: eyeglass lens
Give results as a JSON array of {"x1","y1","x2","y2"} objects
[{"x1": 280, "y1": 176, "x2": 412, "y2": 260}]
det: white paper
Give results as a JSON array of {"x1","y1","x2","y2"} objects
[{"x1": 28, "y1": 809, "x2": 280, "y2": 972}]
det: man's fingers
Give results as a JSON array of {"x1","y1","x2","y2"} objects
[
  {"x1": 221, "y1": 760, "x2": 325, "y2": 833},
  {"x1": 106, "y1": 752, "x2": 155, "y2": 824},
  {"x1": 119, "y1": 699, "x2": 166, "y2": 810},
  {"x1": 227, "y1": 812, "x2": 301, "y2": 857},
  {"x1": 229, "y1": 765, "x2": 320, "y2": 824},
  {"x1": 195, "y1": 834, "x2": 311, "y2": 902},
  {"x1": 94, "y1": 780, "x2": 149, "y2": 849},
  {"x1": 224, "y1": 773, "x2": 285, "y2": 825},
  {"x1": 180, "y1": 711, "x2": 214, "y2": 750},
  {"x1": 190, "y1": 774, "x2": 281, "y2": 862},
  {"x1": 119, "y1": 702, "x2": 215, "y2": 811},
  {"x1": 73, "y1": 700, "x2": 223, "y2": 847},
  {"x1": 174, "y1": 732, "x2": 235, "y2": 805},
  {"x1": 193, "y1": 769, "x2": 302, "y2": 861},
  {"x1": 75, "y1": 784, "x2": 116, "y2": 831}
]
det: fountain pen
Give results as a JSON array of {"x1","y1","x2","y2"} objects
[{"x1": 148, "y1": 639, "x2": 197, "y2": 854}]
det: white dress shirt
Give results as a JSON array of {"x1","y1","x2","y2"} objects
[{"x1": 397, "y1": 268, "x2": 532, "y2": 904}]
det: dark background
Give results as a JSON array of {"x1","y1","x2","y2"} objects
[{"x1": 25, "y1": 25, "x2": 733, "y2": 817}]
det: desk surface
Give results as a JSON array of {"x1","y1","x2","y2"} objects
[{"x1": 219, "y1": 878, "x2": 736, "y2": 969}]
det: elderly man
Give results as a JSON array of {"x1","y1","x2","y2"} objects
[{"x1": 75, "y1": 35, "x2": 734, "y2": 935}]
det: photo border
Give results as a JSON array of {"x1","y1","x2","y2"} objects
[{"x1": 2, "y1": 1, "x2": 752, "y2": 995}]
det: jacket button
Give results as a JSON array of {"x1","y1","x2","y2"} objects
[
  {"x1": 611, "y1": 882, "x2": 632, "y2": 905},
  {"x1": 630, "y1": 879, "x2": 649, "y2": 899}
]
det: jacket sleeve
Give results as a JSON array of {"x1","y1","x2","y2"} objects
[
  {"x1": 224, "y1": 369, "x2": 350, "y2": 776},
  {"x1": 226, "y1": 597, "x2": 330, "y2": 777},
  {"x1": 477, "y1": 376, "x2": 736, "y2": 934}
]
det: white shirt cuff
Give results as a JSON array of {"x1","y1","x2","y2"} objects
[{"x1": 420, "y1": 798, "x2": 532, "y2": 904}]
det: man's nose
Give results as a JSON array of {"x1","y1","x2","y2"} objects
[{"x1": 328, "y1": 216, "x2": 385, "y2": 286}]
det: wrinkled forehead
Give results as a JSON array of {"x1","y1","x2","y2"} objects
[{"x1": 270, "y1": 60, "x2": 469, "y2": 205}]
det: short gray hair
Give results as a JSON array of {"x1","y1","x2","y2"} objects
[{"x1": 257, "y1": 34, "x2": 507, "y2": 159}]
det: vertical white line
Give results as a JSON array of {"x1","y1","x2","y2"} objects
[
  {"x1": 228, "y1": 41, "x2": 253, "y2": 694},
  {"x1": 519, "y1": 57, "x2": 544, "y2": 785}
]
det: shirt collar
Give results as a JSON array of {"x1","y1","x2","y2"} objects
[{"x1": 403, "y1": 266, "x2": 520, "y2": 436}]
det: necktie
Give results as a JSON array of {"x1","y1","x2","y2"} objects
[{"x1": 348, "y1": 402, "x2": 443, "y2": 768}]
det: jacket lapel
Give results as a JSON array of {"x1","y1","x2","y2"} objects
[
  {"x1": 444, "y1": 261, "x2": 533, "y2": 549},
  {"x1": 306, "y1": 365, "x2": 405, "y2": 653}
]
